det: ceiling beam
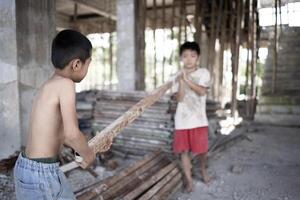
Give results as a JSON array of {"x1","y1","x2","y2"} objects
[{"x1": 71, "y1": 0, "x2": 116, "y2": 20}]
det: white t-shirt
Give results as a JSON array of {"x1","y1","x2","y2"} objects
[{"x1": 170, "y1": 68, "x2": 211, "y2": 130}]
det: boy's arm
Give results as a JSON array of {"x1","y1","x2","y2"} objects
[
  {"x1": 175, "y1": 78, "x2": 185, "y2": 102},
  {"x1": 182, "y1": 71, "x2": 207, "y2": 96},
  {"x1": 59, "y1": 79, "x2": 95, "y2": 168}
]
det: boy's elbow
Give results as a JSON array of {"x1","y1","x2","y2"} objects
[{"x1": 64, "y1": 128, "x2": 81, "y2": 142}]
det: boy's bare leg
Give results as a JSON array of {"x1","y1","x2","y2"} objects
[
  {"x1": 181, "y1": 152, "x2": 193, "y2": 192},
  {"x1": 198, "y1": 153, "x2": 211, "y2": 184}
]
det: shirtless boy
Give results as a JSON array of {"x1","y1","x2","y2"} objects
[{"x1": 13, "y1": 30, "x2": 109, "y2": 200}]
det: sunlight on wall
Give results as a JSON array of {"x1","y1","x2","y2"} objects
[{"x1": 259, "y1": 2, "x2": 300, "y2": 27}]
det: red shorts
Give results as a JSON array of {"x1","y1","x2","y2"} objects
[{"x1": 172, "y1": 126, "x2": 208, "y2": 154}]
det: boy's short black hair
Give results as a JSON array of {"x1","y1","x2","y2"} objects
[
  {"x1": 179, "y1": 41, "x2": 200, "y2": 55},
  {"x1": 51, "y1": 29, "x2": 92, "y2": 69}
]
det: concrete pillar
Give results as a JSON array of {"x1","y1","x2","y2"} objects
[
  {"x1": 16, "y1": 0, "x2": 55, "y2": 145},
  {"x1": 0, "y1": 0, "x2": 55, "y2": 159},
  {"x1": 116, "y1": 0, "x2": 145, "y2": 91},
  {"x1": 0, "y1": 0, "x2": 21, "y2": 159}
]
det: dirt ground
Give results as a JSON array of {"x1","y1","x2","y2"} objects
[
  {"x1": 1, "y1": 123, "x2": 299, "y2": 200},
  {"x1": 172, "y1": 123, "x2": 300, "y2": 200}
]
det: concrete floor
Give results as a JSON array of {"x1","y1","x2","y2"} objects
[
  {"x1": 1, "y1": 123, "x2": 300, "y2": 200},
  {"x1": 172, "y1": 124, "x2": 300, "y2": 200}
]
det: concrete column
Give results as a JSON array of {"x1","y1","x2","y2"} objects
[
  {"x1": 0, "y1": 0, "x2": 55, "y2": 159},
  {"x1": 116, "y1": 0, "x2": 144, "y2": 91},
  {"x1": 16, "y1": 0, "x2": 55, "y2": 145},
  {"x1": 0, "y1": 0, "x2": 21, "y2": 159}
]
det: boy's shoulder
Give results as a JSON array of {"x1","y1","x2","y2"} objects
[
  {"x1": 196, "y1": 67, "x2": 209, "y2": 73},
  {"x1": 193, "y1": 67, "x2": 210, "y2": 77},
  {"x1": 49, "y1": 76, "x2": 74, "y2": 87},
  {"x1": 42, "y1": 76, "x2": 75, "y2": 97}
]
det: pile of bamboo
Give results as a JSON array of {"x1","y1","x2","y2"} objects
[
  {"x1": 76, "y1": 150, "x2": 182, "y2": 200},
  {"x1": 92, "y1": 90, "x2": 174, "y2": 157},
  {"x1": 76, "y1": 91, "x2": 95, "y2": 138}
]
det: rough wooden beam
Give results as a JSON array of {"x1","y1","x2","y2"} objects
[{"x1": 70, "y1": 0, "x2": 116, "y2": 20}]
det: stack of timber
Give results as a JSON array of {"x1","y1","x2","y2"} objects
[
  {"x1": 75, "y1": 90, "x2": 222, "y2": 158},
  {"x1": 76, "y1": 150, "x2": 183, "y2": 200},
  {"x1": 76, "y1": 91, "x2": 95, "y2": 139},
  {"x1": 92, "y1": 90, "x2": 174, "y2": 158}
]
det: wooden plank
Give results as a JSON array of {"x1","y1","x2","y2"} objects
[
  {"x1": 138, "y1": 168, "x2": 180, "y2": 200},
  {"x1": 99, "y1": 156, "x2": 170, "y2": 200},
  {"x1": 123, "y1": 162, "x2": 177, "y2": 200},
  {"x1": 76, "y1": 150, "x2": 162, "y2": 200},
  {"x1": 150, "y1": 172, "x2": 182, "y2": 200}
]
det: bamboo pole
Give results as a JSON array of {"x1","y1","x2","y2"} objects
[
  {"x1": 209, "y1": 0, "x2": 217, "y2": 71},
  {"x1": 249, "y1": 0, "x2": 257, "y2": 119},
  {"x1": 233, "y1": 0, "x2": 243, "y2": 117},
  {"x1": 219, "y1": 0, "x2": 228, "y2": 99},
  {"x1": 230, "y1": 0, "x2": 240, "y2": 117},
  {"x1": 272, "y1": 0, "x2": 278, "y2": 94},
  {"x1": 209, "y1": 0, "x2": 217, "y2": 99},
  {"x1": 214, "y1": 0, "x2": 224, "y2": 101},
  {"x1": 245, "y1": 0, "x2": 252, "y2": 118},
  {"x1": 279, "y1": 0, "x2": 282, "y2": 32},
  {"x1": 135, "y1": 0, "x2": 146, "y2": 90},
  {"x1": 194, "y1": 0, "x2": 200, "y2": 42},
  {"x1": 162, "y1": 0, "x2": 166, "y2": 83},
  {"x1": 108, "y1": 0, "x2": 113, "y2": 89},
  {"x1": 153, "y1": 0, "x2": 157, "y2": 88},
  {"x1": 177, "y1": 0, "x2": 183, "y2": 69},
  {"x1": 183, "y1": 0, "x2": 187, "y2": 41},
  {"x1": 199, "y1": 0, "x2": 205, "y2": 46},
  {"x1": 100, "y1": 20, "x2": 106, "y2": 89},
  {"x1": 168, "y1": 0, "x2": 176, "y2": 65}
]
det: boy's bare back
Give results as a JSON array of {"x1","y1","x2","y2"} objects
[
  {"x1": 23, "y1": 29, "x2": 111, "y2": 169},
  {"x1": 25, "y1": 75, "x2": 76, "y2": 158}
]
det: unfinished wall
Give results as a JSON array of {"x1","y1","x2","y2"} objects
[
  {"x1": 256, "y1": 27, "x2": 300, "y2": 126},
  {"x1": 0, "y1": 0, "x2": 55, "y2": 159},
  {"x1": 0, "y1": 0, "x2": 21, "y2": 159},
  {"x1": 16, "y1": 0, "x2": 55, "y2": 145}
]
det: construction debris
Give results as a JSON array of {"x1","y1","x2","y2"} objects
[{"x1": 76, "y1": 150, "x2": 183, "y2": 200}]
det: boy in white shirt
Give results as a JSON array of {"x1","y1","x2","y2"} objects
[{"x1": 171, "y1": 41, "x2": 211, "y2": 192}]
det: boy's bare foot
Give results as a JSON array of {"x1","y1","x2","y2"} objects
[
  {"x1": 185, "y1": 179, "x2": 193, "y2": 193},
  {"x1": 200, "y1": 169, "x2": 211, "y2": 184}
]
